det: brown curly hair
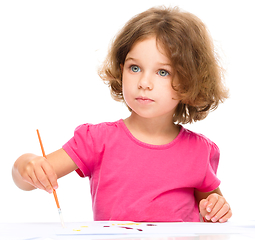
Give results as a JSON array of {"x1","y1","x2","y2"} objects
[{"x1": 98, "y1": 6, "x2": 228, "y2": 124}]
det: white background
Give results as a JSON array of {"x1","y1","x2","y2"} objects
[{"x1": 0, "y1": 0, "x2": 254, "y2": 223}]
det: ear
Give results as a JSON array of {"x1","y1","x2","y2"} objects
[{"x1": 120, "y1": 64, "x2": 124, "y2": 73}]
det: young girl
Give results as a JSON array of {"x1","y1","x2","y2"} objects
[{"x1": 12, "y1": 6, "x2": 232, "y2": 223}]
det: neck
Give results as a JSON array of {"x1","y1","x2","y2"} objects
[{"x1": 123, "y1": 112, "x2": 180, "y2": 145}]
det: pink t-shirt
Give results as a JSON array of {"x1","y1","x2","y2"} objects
[{"x1": 62, "y1": 119, "x2": 220, "y2": 222}]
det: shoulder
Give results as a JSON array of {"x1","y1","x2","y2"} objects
[
  {"x1": 73, "y1": 119, "x2": 123, "y2": 141},
  {"x1": 180, "y1": 126, "x2": 219, "y2": 151},
  {"x1": 180, "y1": 127, "x2": 220, "y2": 172},
  {"x1": 75, "y1": 119, "x2": 122, "y2": 133}
]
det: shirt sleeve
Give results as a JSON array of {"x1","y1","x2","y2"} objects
[
  {"x1": 62, "y1": 124, "x2": 95, "y2": 178},
  {"x1": 197, "y1": 142, "x2": 221, "y2": 192}
]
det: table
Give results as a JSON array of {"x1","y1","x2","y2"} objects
[{"x1": 1, "y1": 221, "x2": 255, "y2": 240}]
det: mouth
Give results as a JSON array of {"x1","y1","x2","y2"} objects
[{"x1": 135, "y1": 96, "x2": 154, "y2": 104}]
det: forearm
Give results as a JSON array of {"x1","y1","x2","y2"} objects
[
  {"x1": 12, "y1": 153, "x2": 37, "y2": 191},
  {"x1": 195, "y1": 187, "x2": 222, "y2": 205}
]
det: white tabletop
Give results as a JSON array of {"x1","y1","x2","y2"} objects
[{"x1": 1, "y1": 221, "x2": 255, "y2": 240}]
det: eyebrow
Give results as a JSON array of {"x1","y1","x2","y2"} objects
[
  {"x1": 158, "y1": 63, "x2": 172, "y2": 67},
  {"x1": 125, "y1": 57, "x2": 172, "y2": 67},
  {"x1": 125, "y1": 57, "x2": 136, "y2": 63}
]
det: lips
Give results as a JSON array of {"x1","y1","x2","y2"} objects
[{"x1": 135, "y1": 96, "x2": 154, "y2": 103}]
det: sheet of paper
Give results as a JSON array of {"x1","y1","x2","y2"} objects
[
  {"x1": 1, "y1": 221, "x2": 255, "y2": 240},
  {"x1": 55, "y1": 221, "x2": 198, "y2": 239},
  {"x1": 0, "y1": 223, "x2": 57, "y2": 240},
  {"x1": 54, "y1": 221, "x2": 255, "y2": 236}
]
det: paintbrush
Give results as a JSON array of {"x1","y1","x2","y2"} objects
[{"x1": 36, "y1": 129, "x2": 65, "y2": 228}]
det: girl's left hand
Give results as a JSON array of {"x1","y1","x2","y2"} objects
[{"x1": 199, "y1": 193, "x2": 232, "y2": 223}]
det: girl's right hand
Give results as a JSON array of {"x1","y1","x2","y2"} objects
[
  {"x1": 13, "y1": 149, "x2": 77, "y2": 192},
  {"x1": 14, "y1": 154, "x2": 58, "y2": 193}
]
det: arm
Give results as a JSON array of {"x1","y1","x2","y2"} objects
[
  {"x1": 195, "y1": 187, "x2": 232, "y2": 223},
  {"x1": 12, "y1": 148, "x2": 77, "y2": 193}
]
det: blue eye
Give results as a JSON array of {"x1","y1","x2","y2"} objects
[
  {"x1": 158, "y1": 70, "x2": 169, "y2": 77},
  {"x1": 130, "y1": 65, "x2": 141, "y2": 73}
]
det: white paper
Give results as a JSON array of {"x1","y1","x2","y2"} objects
[
  {"x1": 55, "y1": 221, "x2": 255, "y2": 235},
  {"x1": 1, "y1": 221, "x2": 255, "y2": 240}
]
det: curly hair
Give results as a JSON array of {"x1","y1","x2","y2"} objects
[{"x1": 98, "y1": 6, "x2": 228, "y2": 124}]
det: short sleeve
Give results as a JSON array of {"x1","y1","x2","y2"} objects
[
  {"x1": 197, "y1": 142, "x2": 221, "y2": 192},
  {"x1": 62, "y1": 124, "x2": 95, "y2": 178}
]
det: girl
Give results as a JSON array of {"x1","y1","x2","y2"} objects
[{"x1": 12, "y1": 6, "x2": 232, "y2": 223}]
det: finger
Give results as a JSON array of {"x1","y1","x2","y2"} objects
[
  {"x1": 41, "y1": 161, "x2": 58, "y2": 190},
  {"x1": 210, "y1": 202, "x2": 230, "y2": 222},
  {"x1": 21, "y1": 165, "x2": 45, "y2": 190},
  {"x1": 34, "y1": 167, "x2": 53, "y2": 193},
  {"x1": 207, "y1": 197, "x2": 226, "y2": 220},
  {"x1": 26, "y1": 172, "x2": 45, "y2": 190},
  {"x1": 205, "y1": 193, "x2": 219, "y2": 213},
  {"x1": 199, "y1": 199, "x2": 208, "y2": 218},
  {"x1": 21, "y1": 158, "x2": 47, "y2": 190},
  {"x1": 30, "y1": 169, "x2": 47, "y2": 191},
  {"x1": 22, "y1": 172, "x2": 39, "y2": 189},
  {"x1": 219, "y1": 208, "x2": 232, "y2": 223}
]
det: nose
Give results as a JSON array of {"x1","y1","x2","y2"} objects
[{"x1": 138, "y1": 72, "x2": 153, "y2": 90}]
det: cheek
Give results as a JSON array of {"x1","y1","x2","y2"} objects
[
  {"x1": 122, "y1": 76, "x2": 131, "y2": 103},
  {"x1": 158, "y1": 84, "x2": 180, "y2": 105},
  {"x1": 171, "y1": 89, "x2": 179, "y2": 102},
  {"x1": 170, "y1": 90, "x2": 180, "y2": 106}
]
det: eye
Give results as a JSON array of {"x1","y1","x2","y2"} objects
[
  {"x1": 130, "y1": 65, "x2": 141, "y2": 73},
  {"x1": 158, "y1": 69, "x2": 169, "y2": 77}
]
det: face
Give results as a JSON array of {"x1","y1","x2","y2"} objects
[{"x1": 122, "y1": 37, "x2": 180, "y2": 120}]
